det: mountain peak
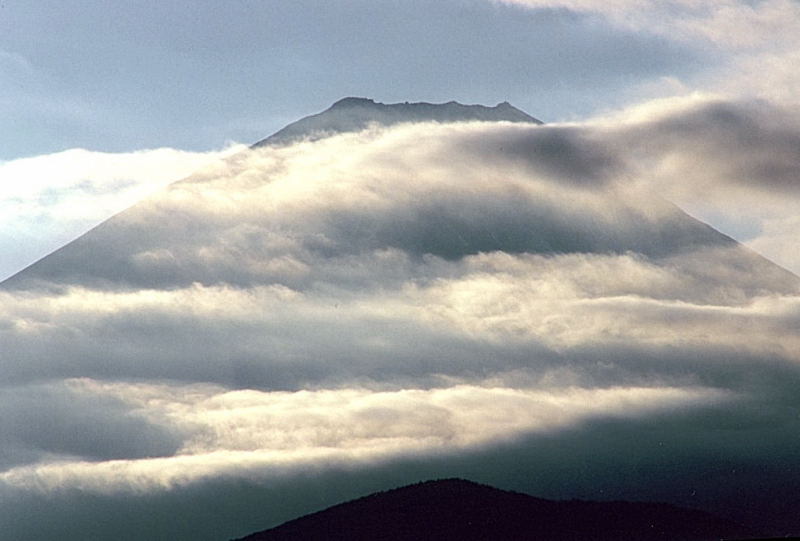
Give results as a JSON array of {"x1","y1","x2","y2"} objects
[
  {"x1": 253, "y1": 97, "x2": 542, "y2": 147},
  {"x1": 329, "y1": 96, "x2": 377, "y2": 109}
]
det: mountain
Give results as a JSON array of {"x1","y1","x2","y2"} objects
[
  {"x1": 2, "y1": 98, "x2": 795, "y2": 293},
  {"x1": 0, "y1": 98, "x2": 543, "y2": 292},
  {"x1": 232, "y1": 479, "x2": 756, "y2": 541},
  {"x1": 253, "y1": 97, "x2": 542, "y2": 147}
]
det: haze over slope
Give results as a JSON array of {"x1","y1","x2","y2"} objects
[{"x1": 1, "y1": 99, "x2": 799, "y2": 540}]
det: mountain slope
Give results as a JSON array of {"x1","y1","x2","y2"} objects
[
  {"x1": 233, "y1": 479, "x2": 756, "y2": 541},
  {"x1": 2, "y1": 99, "x2": 795, "y2": 293}
]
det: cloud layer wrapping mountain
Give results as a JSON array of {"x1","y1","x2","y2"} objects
[
  {"x1": 1, "y1": 98, "x2": 799, "y2": 540},
  {"x1": 0, "y1": 145, "x2": 245, "y2": 281}
]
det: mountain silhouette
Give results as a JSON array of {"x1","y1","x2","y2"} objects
[
  {"x1": 253, "y1": 97, "x2": 542, "y2": 147},
  {"x1": 232, "y1": 478, "x2": 756, "y2": 541}
]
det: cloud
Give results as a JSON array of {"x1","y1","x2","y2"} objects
[
  {"x1": 496, "y1": 1, "x2": 800, "y2": 109},
  {"x1": 589, "y1": 97, "x2": 800, "y2": 275},
  {"x1": 0, "y1": 380, "x2": 183, "y2": 470},
  {"x1": 604, "y1": 99, "x2": 800, "y2": 197},
  {"x1": 0, "y1": 120, "x2": 776, "y2": 291},
  {"x1": 2, "y1": 250, "x2": 796, "y2": 389},
  {"x1": 495, "y1": 0, "x2": 800, "y2": 50},
  {"x1": 0, "y1": 145, "x2": 245, "y2": 281},
  {"x1": 0, "y1": 378, "x2": 723, "y2": 494},
  {"x1": 3, "y1": 2, "x2": 799, "y2": 536},
  {"x1": 1, "y1": 109, "x2": 799, "y2": 538}
]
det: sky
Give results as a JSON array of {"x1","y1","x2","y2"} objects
[
  {"x1": 1, "y1": 0, "x2": 799, "y2": 280},
  {"x1": 1, "y1": 1, "x2": 800, "y2": 540}
]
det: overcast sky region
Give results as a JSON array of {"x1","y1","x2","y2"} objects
[{"x1": 2, "y1": 1, "x2": 800, "y2": 540}]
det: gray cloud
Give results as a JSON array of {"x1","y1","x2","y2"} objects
[
  {"x1": 0, "y1": 382, "x2": 182, "y2": 469},
  {"x1": 461, "y1": 125, "x2": 622, "y2": 186},
  {"x1": 613, "y1": 100, "x2": 800, "y2": 194}
]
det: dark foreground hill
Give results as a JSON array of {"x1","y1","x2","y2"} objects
[{"x1": 233, "y1": 479, "x2": 756, "y2": 541}]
